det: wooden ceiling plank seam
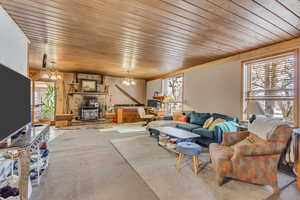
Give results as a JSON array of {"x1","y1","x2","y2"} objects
[
  {"x1": 154, "y1": 0, "x2": 270, "y2": 45},
  {"x1": 23, "y1": 33, "x2": 191, "y2": 63},
  {"x1": 277, "y1": 0, "x2": 300, "y2": 20},
  {"x1": 17, "y1": 22, "x2": 192, "y2": 56},
  {"x1": 7, "y1": 12, "x2": 199, "y2": 53},
  {"x1": 254, "y1": 0, "x2": 300, "y2": 30},
  {"x1": 106, "y1": 0, "x2": 268, "y2": 47},
  {"x1": 201, "y1": 0, "x2": 285, "y2": 41},
  {"x1": 206, "y1": 0, "x2": 293, "y2": 40},
  {"x1": 39, "y1": 0, "x2": 270, "y2": 45},
  {"x1": 232, "y1": 0, "x2": 300, "y2": 34},
  {"x1": 181, "y1": 0, "x2": 279, "y2": 42},
  {"x1": 5, "y1": 8, "x2": 237, "y2": 53},
  {"x1": 27, "y1": 32, "x2": 220, "y2": 63},
  {"x1": 2, "y1": 1, "x2": 244, "y2": 51},
  {"x1": 15, "y1": 18, "x2": 224, "y2": 59},
  {"x1": 229, "y1": 0, "x2": 296, "y2": 37}
]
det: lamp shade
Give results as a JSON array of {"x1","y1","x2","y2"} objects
[{"x1": 246, "y1": 101, "x2": 265, "y2": 115}]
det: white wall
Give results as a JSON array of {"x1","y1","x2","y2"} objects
[
  {"x1": 146, "y1": 79, "x2": 162, "y2": 100},
  {"x1": 0, "y1": 6, "x2": 29, "y2": 76},
  {"x1": 184, "y1": 61, "x2": 241, "y2": 118},
  {"x1": 147, "y1": 46, "x2": 300, "y2": 123},
  {"x1": 105, "y1": 76, "x2": 146, "y2": 105}
]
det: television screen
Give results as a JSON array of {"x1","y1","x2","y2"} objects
[
  {"x1": 147, "y1": 99, "x2": 158, "y2": 108},
  {"x1": 0, "y1": 63, "x2": 31, "y2": 141}
]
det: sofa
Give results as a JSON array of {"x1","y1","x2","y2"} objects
[
  {"x1": 148, "y1": 111, "x2": 238, "y2": 147},
  {"x1": 209, "y1": 116, "x2": 292, "y2": 192}
]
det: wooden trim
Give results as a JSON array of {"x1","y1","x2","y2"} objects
[
  {"x1": 147, "y1": 37, "x2": 300, "y2": 81},
  {"x1": 31, "y1": 80, "x2": 35, "y2": 123},
  {"x1": 295, "y1": 49, "x2": 299, "y2": 127},
  {"x1": 241, "y1": 49, "x2": 298, "y2": 64},
  {"x1": 240, "y1": 48, "x2": 299, "y2": 127},
  {"x1": 240, "y1": 62, "x2": 245, "y2": 120},
  {"x1": 27, "y1": 43, "x2": 30, "y2": 78}
]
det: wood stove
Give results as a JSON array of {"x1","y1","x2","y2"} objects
[
  {"x1": 80, "y1": 107, "x2": 99, "y2": 121},
  {"x1": 79, "y1": 96, "x2": 101, "y2": 121}
]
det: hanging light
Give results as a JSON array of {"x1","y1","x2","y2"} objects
[
  {"x1": 130, "y1": 79, "x2": 136, "y2": 85},
  {"x1": 42, "y1": 61, "x2": 60, "y2": 80},
  {"x1": 122, "y1": 70, "x2": 136, "y2": 86}
]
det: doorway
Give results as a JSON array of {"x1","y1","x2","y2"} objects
[{"x1": 32, "y1": 81, "x2": 56, "y2": 124}]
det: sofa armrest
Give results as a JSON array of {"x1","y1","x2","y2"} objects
[
  {"x1": 222, "y1": 131, "x2": 249, "y2": 146},
  {"x1": 234, "y1": 142, "x2": 284, "y2": 157}
]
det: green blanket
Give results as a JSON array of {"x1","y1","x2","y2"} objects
[{"x1": 214, "y1": 121, "x2": 238, "y2": 133}]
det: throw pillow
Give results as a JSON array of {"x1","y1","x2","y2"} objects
[
  {"x1": 231, "y1": 133, "x2": 267, "y2": 150},
  {"x1": 203, "y1": 117, "x2": 214, "y2": 129},
  {"x1": 173, "y1": 112, "x2": 183, "y2": 121},
  {"x1": 208, "y1": 118, "x2": 226, "y2": 131},
  {"x1": 180, "y1": 115, "x2": 189, "y2": 122}
]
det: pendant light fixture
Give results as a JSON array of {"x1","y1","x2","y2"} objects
[{"x1": 122, "y1": 70, "x2": 136, "y2": 86}]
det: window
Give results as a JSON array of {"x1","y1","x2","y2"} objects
[
  {"x1": 162, "y1": 75, "x2": 183, "y2": 115},
  {"x1": 242, "y1": 50, "x2": 298, "y2": 126}
]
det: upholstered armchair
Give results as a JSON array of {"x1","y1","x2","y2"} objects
[{"x1": 209, "y1": 117, "x2": 292, "y2": 192}]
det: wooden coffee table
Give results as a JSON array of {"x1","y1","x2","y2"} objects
[{"x1": 156, "y1": 127, "x2": 200, "y2": 153}]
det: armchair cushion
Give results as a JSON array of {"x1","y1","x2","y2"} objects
[
  {"x1": 231, "y1": 134, "x2": 267, "y2": 149},
  {"x1": 222, "y1": 131, "x2": 249, "y2": 146}
]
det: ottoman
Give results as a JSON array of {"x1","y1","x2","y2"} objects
[{"x1": 176, "y1": 142, "x2": 201, "y2": 175}]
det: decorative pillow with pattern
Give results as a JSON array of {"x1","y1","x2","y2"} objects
[{"x1": 203, "y1": 117, "x2": 214, "y2": 129}]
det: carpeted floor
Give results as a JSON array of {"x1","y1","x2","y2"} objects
[
  {"x1": 111, "y1": 135, "x2": 295, "y2": 200},
  {"x1": 31, "y1": 129, "x2": 158, "y2": 200},
  {"x1": 31, "y1": 128, "x2": 300, "y2": 200}
]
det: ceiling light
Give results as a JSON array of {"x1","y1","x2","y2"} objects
[{"x1": 122, "y1": 70, "x2": 136, "y2": 86}]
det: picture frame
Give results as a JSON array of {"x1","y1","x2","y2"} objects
[{"x1": 81, "y1": 79, "x2": 97, "y2": 92}]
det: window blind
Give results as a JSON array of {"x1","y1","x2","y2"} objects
[{"x1": 246, "y1": 54, "x2": 296, "y2": 100}]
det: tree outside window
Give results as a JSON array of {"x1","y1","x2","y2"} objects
[
  {"x1": 242, "y1": 50, "x2": 298, "y2": 126},
  {"x1": 163, "y1": 75, "x2": 183, "y2": 115}
]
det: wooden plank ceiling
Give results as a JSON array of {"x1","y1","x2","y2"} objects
[{"x1": 1, "y1": 0, "x2": 300, "y2": 79}]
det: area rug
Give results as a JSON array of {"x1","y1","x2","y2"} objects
[
  {"x1": 56, "y1": 123, "x2": 113, "y2": 130},
  {"x1": 100, "y1": 122, "x2": 146, "y2": 133},
  {"x1": 111, "y1": 135, "x2": 295, "y2": 200}
]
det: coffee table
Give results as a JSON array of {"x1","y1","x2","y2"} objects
[{"x1": 155, "y1": 127, "x2": 200, "y2": 153}]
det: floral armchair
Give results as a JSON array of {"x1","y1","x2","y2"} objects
[{"x1": 209, "y1": 122, "x2": 292, "y2": 192}]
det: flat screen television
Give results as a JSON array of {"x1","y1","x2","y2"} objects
[
  {"x1": 147, "y1": 99, "x2": 158, "y2": 108},
  {"x1": 0, "y1": 63, "x2": 31, "y2": 142}
]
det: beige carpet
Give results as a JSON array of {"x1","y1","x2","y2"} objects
[
  {"x1": 31, "y1": 130, "x2": 158, "y2": 200},
  {"x1": 111, "y1": 135, "x2": 294, "y2": 200}
]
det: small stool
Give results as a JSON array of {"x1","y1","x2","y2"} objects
[{"x1": 176, "y1": 142, "x2": 201, "y2": 175}]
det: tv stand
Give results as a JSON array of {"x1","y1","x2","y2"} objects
[{"x1": 0, "y1": 124, "x2": 50, "y2": 200}]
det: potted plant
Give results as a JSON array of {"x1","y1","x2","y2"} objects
[{"x1": 40, "y1": 85, "x2": 55, "y2": 123}]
